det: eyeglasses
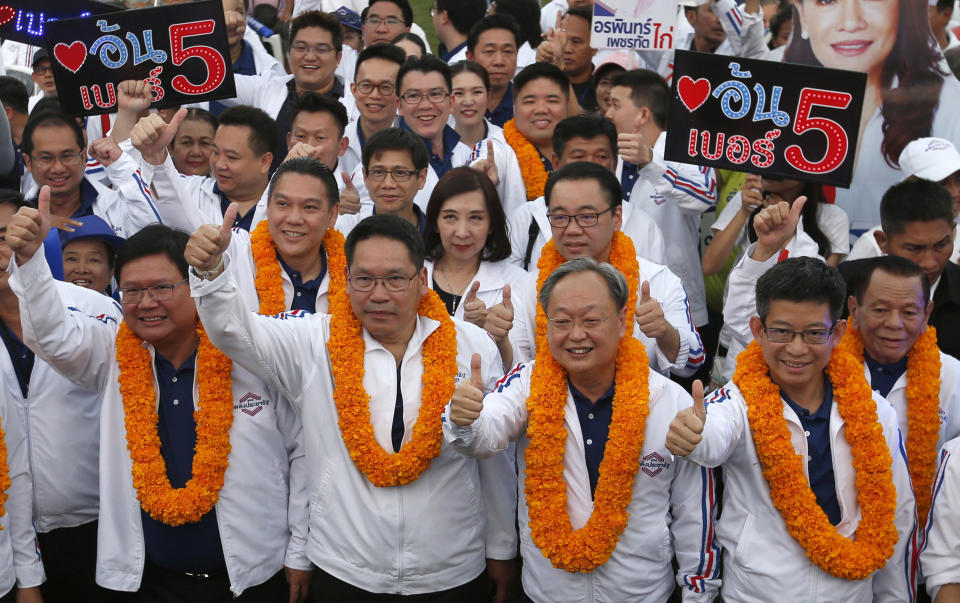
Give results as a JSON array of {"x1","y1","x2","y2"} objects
[
  {"x1": 30, "y1": 152, "x2": 82, "y2": 168},
  {"x1": 33, "y1": 66, "x2": 51, "y2": 75},
  {"x1": 399, "y1": 89, "x2": 449, "y2": 105},
  {"x1": 364, "y1": 167, "x2": 419, "y2": 182},
  {"x1": 118, "y1": 279, "x2": 188, "y2": 305},
  {"x1": 290, "y1": 42, "x2": 336, "y2": 56},
  {"x1": 348, "y1": 273, "x2": 418, "y2": 292},
  {"x1": 546, "y1": 207, "x2": 613, "y2": 228},
  {"x1": 761, "y1": 324, "x2": 835, "y2": 344},
  {"x1": 355, "y1": 80, "x2": 396, "y2": 96},
  {"x1": 364, "y1": 15, "x2": 405, "y2": 26},
  {"x1": 547, "y1": 312, "x2": 615, "y2": 333}
]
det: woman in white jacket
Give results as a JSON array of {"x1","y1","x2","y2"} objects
[{"x1": 423, "y1": 167, "x2": 526, "y2": 371}]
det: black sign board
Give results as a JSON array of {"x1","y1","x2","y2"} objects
[
  {"x1": 665, "y1": 50, "x2": 867, "y2": 187},
  {"x1": 0, "y1": 0, "x2": 116, "y2": 46},
  {"x1": 44, "y1": 0, "x2": 236, "y2": 116}
]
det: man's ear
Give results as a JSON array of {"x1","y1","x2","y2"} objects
[
  {"x1": 874, "y1": 229, "x2": 888, "y2": 254},
  {"x1": 847, "y1": 295, "x2": 859, "y2": 330}
]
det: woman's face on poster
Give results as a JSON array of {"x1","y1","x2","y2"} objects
[{"x1": 794, "y1": 0, "x2": 899, "y2": 78}]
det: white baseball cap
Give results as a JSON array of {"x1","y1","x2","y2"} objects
[{"x1": 898, "y1": 137, "x2": 960, "y2": 183}]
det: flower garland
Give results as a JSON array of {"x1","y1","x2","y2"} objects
[
  {"x1": 838, "y1": 326, "x2": 941, "y2": 531},
  {"x1": 503, "y1": 118, "x2": 550, "y2": 201},
  {"x1": 116, "y1": 322, "x2": 234, "y2": 526},
  {"x1": 326, "y1": 287, "x2": 457, "y2": 487},
  {"x1": 250, "y1": 221, "x2": 347, "y2": 315},
  {"x1": 733, "y1": 341, "x2": 898, "y2": 580},
  {"x1": 0, "y1": 417, "x2": 10, "y2": 530},
  {"x1": 524, "y1": 335, "x2": 650, "y2": 572}
]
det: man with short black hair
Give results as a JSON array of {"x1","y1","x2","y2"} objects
[
  {"x1": 467, "y1": 14, "x2": 523, "y2": 127},
  {"x1": 0, "y1": 76, "x2": 29, "y2": 189},
  {"x1": 28, "y1": 49, "x2": 56, "y2": 112},
  {"x1": 930, "y1": 0, "x2": 959, "y2": 51},
  {"x1": 362, "y1": 0, "x2": 414, "y2": 47},
  {"x1": 343, "y1": 44, "x2": 405, "y2": 173},
  {"x1": 433, "y1": 0, "x2": 486, "y2": 64}
]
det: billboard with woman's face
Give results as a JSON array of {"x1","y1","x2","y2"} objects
[{"x1": 784, "y1": 0, "x2": 960, "y2": 235}]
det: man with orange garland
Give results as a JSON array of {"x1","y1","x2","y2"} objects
[
  {"x1": 4, "y1": 192, "x2": 310, "y2": 602},
  {"x1": 447, "y1": 257, "x2": 719, "y2": 601},
  {"x1": 666, "y1": 200, "x2": 916, "y2": 601},
  {"x1": 185, "y1": 214, "x2": 518, "y2": 602}
]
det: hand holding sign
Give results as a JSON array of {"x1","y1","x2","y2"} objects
[{"x1": 449, "y1": 353, "x2": 485, "y2": 426}]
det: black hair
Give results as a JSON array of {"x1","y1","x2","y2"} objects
[
  {"x1": 947, "y1": 46, "x2": 960, "y2": 82},
  {"x1": 544, "y1": 161, "x2": 622, "y2": 209},
  {"x1": 880, "y1": 179, "x2": 954, "y2": 237},
  {"x1": 564, "y1": 6, "x2": 592, "y2": 23},
  {"x1": 397, "y1": 54, "x2": 452, "y2": 93},
  {"x1": 290, "y1": 93, "x2": 348, "y2": 138},
  {"x1": 290, "y1": 10, "x2": 344, "y2": 53},
  {"x1": 552, "y1": 115, "x2": 617, "y2": 160},
  {"x1": 593, "y1": 62, "x2": 626, "y2": 86},
  {"x1": 467, "y1": 13, "x2": 523, "y2": 54},
  {"x1": 391, "y1": 32, "x2": 427, "y2": 56},
  {"x1": 424, "y1": 167, "x2": 511, "y2": 262},
  {"x1": 514, "y1": 62, "x2": 569, "y2": 97},
  {"x1": 436, "y1": 0, "x2": 487, "y2": 36},
  {"x1": 610, "y1": 69, "x2": 669, "y2": 129},
  {"x1": 345, "y1": 213, "x2": 425, "y2": 270},
  {"x1": 29, "y1": 97, "x2": 62, "y2": 117},
  {"x1": 0, "y1": 77, "x2": 28, "y2": 115},
  {"x1": 178, "y1": 108, "x2": 218, "y2": 134},
  {"x1": 217, "y1": 105, "x2": 277, "y2": 157},
  {"x1": 0, "y1": 189, "x2": 28, "y2": 212},
  {"x1": 843, "y1": 255, "x2": 931, "y2": 307},
  {"x1": 114, "y1": 224, "x2": 190, "y2": 282},
  {"x1": 450, "y1": 60, "x2": 491, "y2": 92},
  {"x1": 755, "y1": 256, "x2": 846, "y2": 322},
  {"x1": 366, "y1": 0, "x2": 413, "y2": 26},
  {"x1": 268, "y1": 157, "x2": 340, "y2": 207},
  {"x1": 492, "y1": 0, "x2": 541, "y2": 48},
  {"x1": 22, "y1": 111, "x2": 84, "y2": 156},
  {"x1": 362, "y1": 127, "x2": 429, "y2": 171},
  {"x1": 354, "y1": 43, "x2": 407, "y2": 80},
  {"x1": 767, "y1": 4, "x2": 793, "y2": 50},
  {"x1": 746, "y1": 182, "x2": 832, "y2": 259},
  {"x1": 937, "y1": 0, "x2": 953, "y2": 11}
]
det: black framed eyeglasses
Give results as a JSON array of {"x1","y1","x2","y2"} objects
[
  {"x1": 348, "y1": 273, "x2": 418, "y2": 292},
  {"x1": 761, "y1": 323, "x2": 834, "y2": 344},
  {"x1": 118, "y1": 279, "x2": 188, "y2": 305},
  {"x1": 546, "y1": 206, "x2": 613, "y2": 228}
]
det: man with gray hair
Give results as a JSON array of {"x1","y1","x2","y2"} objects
[{"x1": 447, "y1": 257, "x2": 719, "y2": 602}]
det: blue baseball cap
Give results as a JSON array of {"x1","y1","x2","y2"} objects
[
  {"x1": 60, "y1": 215, "x2": 126, "y2": 254},
  {"x1": 332, "y1": 6, "x2": 362, "y2": 32}
]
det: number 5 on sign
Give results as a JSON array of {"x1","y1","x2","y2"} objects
[
  {"x1": 169, "y1": 20, "x2": 226, "y2": 95},
  {"x1": 784, "y1": 89, "x2": 851, "y2": 175}
]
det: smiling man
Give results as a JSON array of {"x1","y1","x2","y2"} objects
[
  {"x1": 343, "y1": 44, "x2": 405, "y2": 173},
  {"x1": 361, "y1": 0, "x2": 413, "y2": 46}
]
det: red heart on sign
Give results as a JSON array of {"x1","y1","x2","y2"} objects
[
  {"x1": 677, "y1": 76, "x2": 711, "y2": 113},
  {"x1": 0, "y1": 6, "x2": 15, "y2": 27},
  {"x1": 53, "y1": 41, "x2": 87, "y2": 74}
]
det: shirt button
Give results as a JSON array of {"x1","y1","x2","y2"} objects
[
  {"x1": 172, "y1": 377, "x2": 178, "y2": 383},
  {"x1": 586, "y1": 438, "x2": 593, "y2": 445},
  {"x1": 807, "y1": 455, "x2": 812, "y2": 461},
  {"x1": 588, "y1": 413, "x2": 594, "y2": 420},
  {"x1": 173, "y1": 399, "x2": 179, "y2": 406},
  {"x1": 804, "y1": 430, "x2": 810, "y2": 437},
  {"x1": 296, "y1": 291, "x2": 302, "y2": 296}
]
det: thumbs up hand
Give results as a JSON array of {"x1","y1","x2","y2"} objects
[
  {"x1": 635, "y1": 280, "x2": 670, "y2": 339},
  {"x1": 666, "y1": 379, "x2": 708, "y2": 456},
  {"x1": 471, "y1": 140, "x2": 500, "y2": 188},
  {"x1": 616, "y1": 116, "x2": 653, "y2": 167},
  {"x1": 185, "y1": 203, "x2": 238, "y2": 278},
  {"x1": 484, "y1": 284, "x2": 514, "y2": 343},
  {"x1": 7, "y1": 185, "x2": 52, "y2": 264},
  {"x1": 450, "y1": 353, "x2": 485, "y2": 426},
  {"x1": 339, "y1": 170, "x2": 362, "y2": 215},
  {"x1": 462, "y1": 281, "x2": 488, "y2": 328},
  {"x1": 751, "y1": 195, "x2": 807, "y2": 262},
  {"x1": 131, "y1": 107, "x2": 187, "y2": 166}
]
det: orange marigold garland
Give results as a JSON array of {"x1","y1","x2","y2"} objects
[
  {"x1": 524, "y1": 335, "x2": 650, "y2": 572},
  {"x1": 116, "y1": 322, "x2": 234, "y2": 526},
  {"x1": 250, "y1": 220, "x2": 347, "y2": 315},
  {"x1": 838, "y1": 326, "x2": 941, "y2": 531},
  {"x1": 327, "y1": 287, "x2": 457, "y2": 487},
  {"x1": 503, "y1": 118, "x2": 550, "y2": 201},
  {"x1": 733, "y1": 341, "x2": 898, "y2": 580},
  {"x1": 0, "y1": 417, "x2": 11, "y2": 530}
]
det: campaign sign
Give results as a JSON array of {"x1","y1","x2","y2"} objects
[
  {"x1": 591, "y1": 0, "x2": 675, "y2": 50},
  {"x1": 665, "y1": 50, "x2": 867, "y2": 187},
  {"x1": 45, "y1": 0, "x2": 235, "y2": 117},
  {"x1": 0, "y1": 0, "x2": 116, "y2": 46}
]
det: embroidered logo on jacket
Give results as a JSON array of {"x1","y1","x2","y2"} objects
[
  {"x1": 236, "y1": 392, "x2": 270, "y2": 416},
  {"x1": 640, "y1": 451, "x2": 670, "y2": 477}
]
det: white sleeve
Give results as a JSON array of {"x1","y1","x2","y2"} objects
[
  {"x1": 713, "y1": 0, "x2": 768, "y2": 60},
  {"x1": 847, "y1": 229, "x2": 882, "y2": 261},
  {"x1": 645, "y1": 263, "x2": 704, "y2": 376},
  {"x1": 3, "y1": 396, "x2": 43, "y2": 588},
  {"x1": 673, "y1": 459, "x2": 721, "y2": 601},
  {"x1": 491, "y1": 139, "x2": 526, "y2": 219},
  {"x1": 722, "y1": 244, "x2": 777, "y2": 354},
  {"x1": 506, "y1": 205, "x2": 538, "y2": 269},
  {"x1": 920, "y1": 440, "x2": 960, "y2": 599},
  {"x1": 817, "y1": 204, "x2": 851, "y2": 256},
  {"x1": 687, "y1": 385, "x2": 745, "y2": 468},
  {"x1": 7, "y1": 250, "x2": 117, "y2": 392},
  {"x1": 640, "y1": 158, "x2": 718, "y2": 215},
  {"x1": 445, "y1": 363, "x2": 531, "y2": 458},
  {"x1": 143, "y1": 155, "x2": 221, "y2": 233},
  {"x1": 100, "y1": 151, "x2": 164, "y2": 230},
  {"x1": 710, "y1": 191, "x2": 743, "y2": 234},
  {"x1": 511, "y1": 275, "x2": 538, "y2": 364},
  {"x1": 275, "y1": 393, "x2": 310, "y2": 571}
]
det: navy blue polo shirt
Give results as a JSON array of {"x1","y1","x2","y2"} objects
[
  {"x1": 620, "y1": 161, "x2": 639, "y2": 202},
  {"x1": 441, "y1": 42, "x2": 467, "y2": 63},
  {"x1": 398, "y1": 119, "x2": 462, "y2": 179},
  {"x1": 570, "y1": 380, "x2": 615, "y2": 499},
  {"x1": 141, "y1": 352, "x2": 227, "y2": 573},
  {"x1": 0, "y1": 320, "x2": 34, "y2": 399},
  {"x1": 392, "y1": 367, "x2": 404, "y2": 452},
  {"x1": 864, "y1": 351, "x2": 908, "y2": 399},
  {"x1": 73, "y1": 179, "x2": 99, "y2": 219},
  {"x1": 485, "y1": 82, "x2": 514, "y2": 128},
  {"x1": 215, "y1": 183, "x2": 256, "y2": 232},
  {"x1": 210, "y1": 41, "x2": 258, "y2": 116},
  {"x1": 782, "y1": 381, "x2": 841, "y2": 525},
  {"x1": 277, "y1": 250, "x2": 326, "y2": 313}
]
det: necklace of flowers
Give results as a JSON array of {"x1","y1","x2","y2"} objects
[
  {"x1": 326, "y1": 286, "x2": 458, "y2": 487},
  {"x1": 0, "y1": 417, "x2": 10, "y2": 530},
  {"x1": 503, "y1": 118, "x2": 550, "y2": 201},
  {"x1": 250, "y1": 220, "x2": 347, "y2": 315},
  {"x1": 838, "y1": 326, "x2": 941, "y2": 532},
  {"x1": 116, "y1": 322, "x2": 234, "y2": 526},
  {"x1": 732, "y1": 340, "x2": 898, "y2": 579}
]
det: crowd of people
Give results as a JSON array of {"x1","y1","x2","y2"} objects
[{"x1": 0, "y1": 0, "x2": 956, "y2": 600}]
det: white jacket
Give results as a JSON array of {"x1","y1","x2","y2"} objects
[
  {"x1": 423, "y1": 259, "x2": 527, "y2": 321},
  {"x1": 0, "y1": 283, "x2": 121, "y2": 533},
  {"x1": 506, "y1": 196, "x2": 667, "y2": 271},
  {"x1": 619, "y1": 132, "x2": 717, "y2": 327},
  {"x1": 0, "y1": 386, "x2": 46, "y2": 594},
  {"x1": 8, "y1": 251, "x2": 309, "y2": 595},
  {"x1": 689, "y1": 382, "x2": 915, "y2": 602},
  {"x1": 512, "y1": 256, "x2": 704, "y2": 376},
  {"x1": 920, "y1": 436, "x2": 960, "y2": 599},
  {"x1": 190, "y1": 255, "x2": 519, "y2": 594},
  {"x1": 446, "y1": 361, "x2": 720, "y2": 602}
]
